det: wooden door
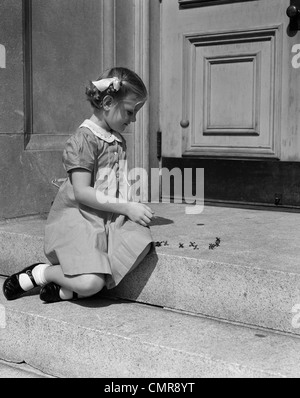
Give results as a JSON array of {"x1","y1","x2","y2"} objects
[{"x1": 161, "y1": 0, "x2": 300, "y2": 208}]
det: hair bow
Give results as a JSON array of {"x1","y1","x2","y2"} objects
[{"x1": 92, "y1": 77, "x2": 122, "y2": 93}]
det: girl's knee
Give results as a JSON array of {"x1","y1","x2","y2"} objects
[{"x1": 77, "y1": 274, "x2": 105, "y2": 296}]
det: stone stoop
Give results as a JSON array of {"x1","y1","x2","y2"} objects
[
  {"x1": 1, "y1": 204, "x2": 300, "y2": 337},
  {"x1": 0, "y1": 359, "x2": 54, "y2": 378},
  {"x1": 1, "y1": 278, "x2": 300, "y2": 378}
]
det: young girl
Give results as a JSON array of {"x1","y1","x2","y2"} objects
[{"x1": 3, "y1": 67, "x2": 154, "y2": 303}]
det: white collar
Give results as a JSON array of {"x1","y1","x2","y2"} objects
[{"x1": 79, "y1": 119, "x2": 122, "y2": 143}]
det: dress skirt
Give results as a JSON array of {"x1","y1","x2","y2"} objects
[{"x1": 44, "y1": 179, "x2": 153, "y2": 290}]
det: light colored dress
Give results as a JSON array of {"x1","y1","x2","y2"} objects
[{"x1": 44, "y1": 119, "x2": 153, "y2": 289}]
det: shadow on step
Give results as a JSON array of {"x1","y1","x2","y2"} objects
[
  {"x1": 97, "y1": 248, "x2": 159, "y2": 304},
  {"x1": 149, "y1": 216, "x2": 174, "y2": 226}
]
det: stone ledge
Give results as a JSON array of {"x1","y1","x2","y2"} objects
[
  {"x1": 1, "y1": 279, "x2": 300, "y2": 378},
  {"x1": 1, "y1": 204, "x2": 300, "y2": 335},
  {"x1": 0, "y1": 359, "x2": 54, "y2": 378},
  {"x1": 108, "y1": 252, "x2": 300, "y2": 336}
]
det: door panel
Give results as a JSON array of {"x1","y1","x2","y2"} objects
[
  {"x1": 26, "y1": 0, "x2": 103, "y2": 151},
  {"x1": 183, "y1": 27, "x2": 282, "y2": 158},
  {"x1": 161, "y1": 0, "x2": 295, "y2": 160}
]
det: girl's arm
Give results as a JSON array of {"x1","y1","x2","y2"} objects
[{"x1": 71, "y1": 169, "x2": 154, "y2": 227}]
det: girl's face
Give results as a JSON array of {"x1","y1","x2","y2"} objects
[{"x1": 104, "y1": 94, "x2": 145, "y2": 133}]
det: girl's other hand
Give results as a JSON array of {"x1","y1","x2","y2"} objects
[{"x1": 126, "y1": 202, "x2": 154, "y2": 226}]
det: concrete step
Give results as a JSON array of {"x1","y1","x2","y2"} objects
[
  {"x1": 0, "y1": 359, "x2": 54, "y2": 378},
  {"x1": 1, "y1": 278, "x2": 300, "y2": 378},
  {"x1": 1, "y1": 204, "x2": 300, "y2": 336}
]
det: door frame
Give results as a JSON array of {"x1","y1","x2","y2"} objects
[{"x1": 133, "y1": 0, "x2": 150, "y2": 175}]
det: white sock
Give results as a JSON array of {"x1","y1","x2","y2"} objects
[
  {"x1": 19, "y1": 273, "x2": 35, "y2": 291},
  {"x1": 19, "y1": 263, "x2": 50, "y2": 291},
  {"x1": 32, "y1": 263, "x2": 49, "y2": 286},
  {"x1": 59, "y1": 287, "x2": 74, "y2": 300}
]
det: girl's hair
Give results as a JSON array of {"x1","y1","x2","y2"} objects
[{"x1": 86, "y1": 67, "x2": 148, "y2": 110}]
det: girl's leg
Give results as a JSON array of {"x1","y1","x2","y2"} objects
[
  {"x1": 45, "y1": 243, "x2": 152, "y2": 297},
  {"x1": 3, "y1": 244, "x2": 151, "y2": 302},
  {"x1": 44, "y1": 265, "x2": 106, "y2": 297},
  {"x1": 3, "y1": 262, "x2": 105, "y2": 302}
]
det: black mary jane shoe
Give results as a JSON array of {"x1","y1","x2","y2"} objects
[
  {"x1": 40, "y1": 282, "x2": 78, "y2": 303},
  {"x1": 2, "y1": 263, "x2": 41, "y2": 301}
]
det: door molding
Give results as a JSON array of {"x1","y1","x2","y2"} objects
[
  {"x1": 132, "y1": 0, "x2": 150, "y2": 201},
  {"x1": 133, "y1": 0, "x2": 150, "y2": 171},
  {"x1": 101, "y1": 0, "x2": 116, "y2": 71},
  {"x1": 23, "y1": 0, "x2": 33, "y2": 149}
]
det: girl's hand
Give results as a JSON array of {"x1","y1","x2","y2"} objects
[{"x1": 126, "y1": 202, "x2": 154, "y2": 226}]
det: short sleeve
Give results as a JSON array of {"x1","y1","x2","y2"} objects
[{"x1": 62, "y1": 128, "x2": 97, "y2": 173}]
